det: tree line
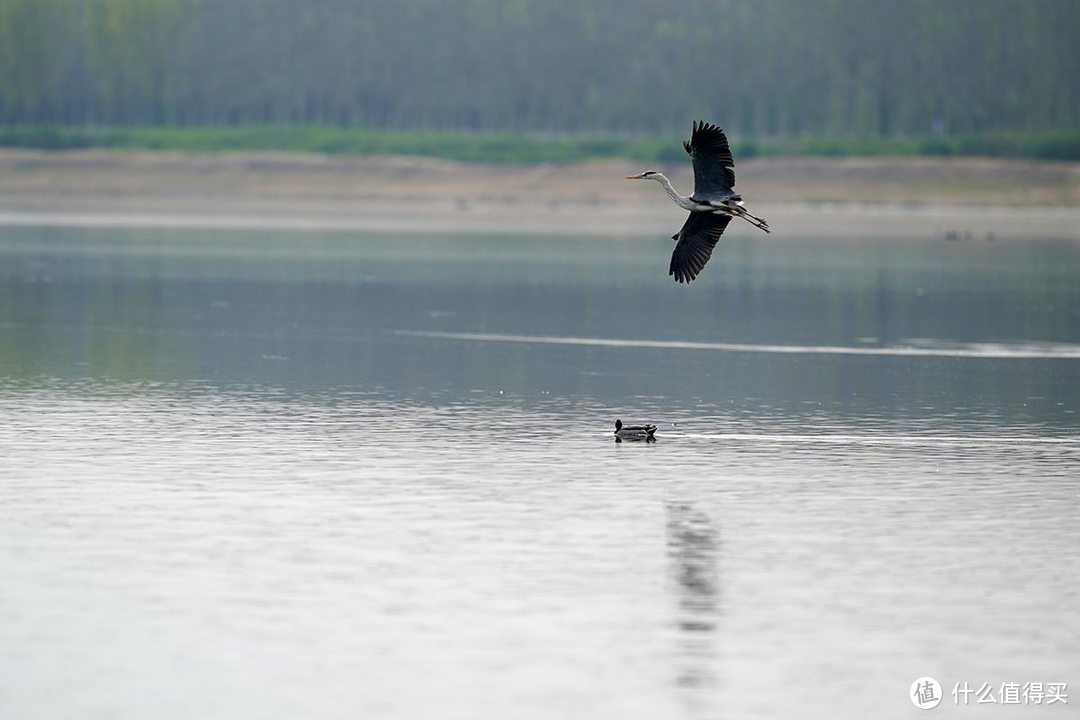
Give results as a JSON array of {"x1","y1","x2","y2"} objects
[{"x1": 1, "y1": 0, "x2": 1076, "y2": 138}]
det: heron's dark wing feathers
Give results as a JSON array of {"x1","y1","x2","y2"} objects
[
  {"x1": 685, "y1": 120, "x2": 736, "y2": 197},
  {"x1": 668, "y1": 212, "x2": 731, "y2": 283}
]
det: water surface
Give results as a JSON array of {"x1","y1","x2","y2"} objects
[{"x1": 1, "y1": 225, "x2": 1078, "y2": 719}]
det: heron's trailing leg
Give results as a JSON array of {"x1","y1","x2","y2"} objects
[
  {"x1": 715, "y1": 198, "x2": 770, "y2": 233},
  {"x1": 731, "y1": 207, "x2": 770, "y2": 233}
]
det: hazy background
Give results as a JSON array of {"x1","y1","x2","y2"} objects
[
  {"x1": 1, "y1": 0, "x2": 1077, "y2": 143},
  {"x1": 2, "y1": 3, "x2": 1079, "y2": 720}
]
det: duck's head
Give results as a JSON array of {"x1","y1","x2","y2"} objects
[{"x1": 614, "y1": 419, "x2": 623, "y2": 432}]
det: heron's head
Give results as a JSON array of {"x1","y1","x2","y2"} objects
[{"x1": 625, "y1": 170, "x2": 661, "y2": 181}]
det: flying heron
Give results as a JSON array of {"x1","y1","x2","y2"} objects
[{"x1": 627, "y1": 121, "x2": 770, "y2": 283}]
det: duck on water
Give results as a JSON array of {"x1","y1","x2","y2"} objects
[{"x1": 614, "y1": 419, "x2": 657, "y2": 443}]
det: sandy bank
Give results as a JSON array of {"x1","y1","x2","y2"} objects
[{"x1": 0, "y1": 150, "x2": 1077, "y2": 240}]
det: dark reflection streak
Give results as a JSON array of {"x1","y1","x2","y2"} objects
[{"x1": 665, "y1": 501, "x2": 721, "y2": 716}]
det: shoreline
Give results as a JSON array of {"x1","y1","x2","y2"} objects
[
  {"x1": 1, "y1": 205, "x2": 1077, "y2": 243},
  {"x1": 1, "y1": 149, "x2": 1077, "y2": 240}
]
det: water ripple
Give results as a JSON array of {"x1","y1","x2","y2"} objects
[{"x1": 396, "y1": 330, "x2": 1080, "y2": 360}]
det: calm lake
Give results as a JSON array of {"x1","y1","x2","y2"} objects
[{"x1": 1, "y1": 223, "x2": 1078, "y2": 719}]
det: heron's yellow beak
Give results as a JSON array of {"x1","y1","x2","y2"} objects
[{"x1": 625, "y1": 174, "x2": 641, "y2": 180}]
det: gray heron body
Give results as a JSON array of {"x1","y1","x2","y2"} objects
[{"x1": 627, "y1": 121, "x2": 769, "y2": 283}]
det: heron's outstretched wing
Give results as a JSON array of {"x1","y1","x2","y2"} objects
[
  {"x1": 669, "y1": 212, "x2": 731, "y2": 284},
  {"x1": 683, "y1": 121, "x2": 736, "y2": 198}
]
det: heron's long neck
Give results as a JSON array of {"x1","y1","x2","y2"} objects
[{"x1": 654, "y1": 174, "x2": 696, "y2": 210}]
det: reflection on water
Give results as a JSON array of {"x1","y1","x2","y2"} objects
[
  {"x1": 1, "y1": 226, "x2": 1077, "y2": 428},
  {"x1": 398, "y1": 329, "x2": 1080, "y2": 359},
  {"x1": 0, "y1": 226, "x2": 1078, "y2": 719},
  {"x1": 666, "y1": 501, "x2": 720, "y2": 712}
]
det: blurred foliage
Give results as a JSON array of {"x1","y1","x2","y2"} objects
[
  {"x1": 0, "y1": 0, "x2": 1076, "y2": 157},
  {"x1": 1, "y1": 124, "x2": 1078, "y2": 162}
]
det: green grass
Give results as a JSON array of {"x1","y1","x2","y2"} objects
[
  {"x1": 1, "y1": 124, "x2": 1077, "y2": 163},
  {"x1": 752, "y1": 131, "x2": 1080, "y2": 161}
]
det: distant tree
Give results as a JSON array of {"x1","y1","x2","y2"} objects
[{"x1": 0, "y1": 0, "x2": 1076, "y2": 135}]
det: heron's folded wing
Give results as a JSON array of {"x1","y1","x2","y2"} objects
[
  {"x1": 684, "y1": 121, "x2": 736, "y2": 197},
  {"x1": 668, "y1": 212, "x2": 731, "y2": 283}
]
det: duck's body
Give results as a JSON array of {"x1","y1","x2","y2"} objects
[{"x1": 614, "y1": 418, "x2": 657, "y2": 442}]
